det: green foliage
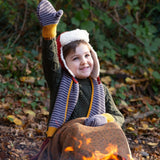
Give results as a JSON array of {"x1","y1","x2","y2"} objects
[
  {"x1": 1, "y1": 0, "x2": 159, "y2": 72},
  {"x1": 55, "y1": 0, "x2": 160, "y2": 75}
]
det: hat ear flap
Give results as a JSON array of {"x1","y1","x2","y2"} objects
[
  {"x1": 57, "y1": 34, "x2": 75, "y2": 77},
  {"x1": 88, "y1": 44, "x2": 100, "y2": 79},
  {"x1": 56, "y1": 34, "x2": 64, "y2": 68}
]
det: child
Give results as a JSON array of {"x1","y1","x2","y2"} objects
[
  {"x1": 37, "y1": 0, "x2": 124, "y2": 138},
  {"x1": 30, "y1": 1, "x2": 134, "y2": 159}
]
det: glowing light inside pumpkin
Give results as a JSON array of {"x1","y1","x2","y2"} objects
[
  {"x1": 86, "y1": 138, "x2": 91, "y2": 145},
  {"x1": 82, "y1": 144, "x2": 121, "y2": 160},
  {"x1": 64, "y1": 146, "x2": 74, "y2": 152},
  {"x1": 105, "y1": 144, "x2": 118, "y2": 155},
  {"x1": 64, "y1": 134, "x2": 134, "y2": 160}
]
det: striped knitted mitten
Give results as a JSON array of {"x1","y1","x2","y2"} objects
[
  {"x1": 84, "y1": 114, "x2": 107, "y2": 127},
  {"x1": 37, "y1": 0, "x2": 63, "y2": 26}
]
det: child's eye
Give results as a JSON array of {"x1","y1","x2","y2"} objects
[
  {"x1": 85, "y1": 53, "x2": 90, "y2": 58},
  {"x1": 73, "y1": 57, "x2": 78, "y2": 61}
]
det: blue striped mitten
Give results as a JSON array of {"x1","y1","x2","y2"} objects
[
  {"x1": 84, "y1": 114, "x2": 107, "y2": 127},
  {"x1": 37, "y1": 0, "x2": 63, "y2": 26}
]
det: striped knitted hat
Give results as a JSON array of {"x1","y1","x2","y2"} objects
[{"x1": 56, "y1": 29, "x2": 100, "y2": 80}]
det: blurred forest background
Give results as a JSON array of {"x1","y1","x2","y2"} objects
[{"x1": 0, "y1": 0, "x2": 160, "y2": 159}]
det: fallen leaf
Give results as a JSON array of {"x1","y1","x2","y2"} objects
[
  {"x1": 130, "y1": 97, "x2": 143, "y2": 102},
  {"x1": 150, "y1": 118, "x2": 158, "y2": 123},
  {"x1": 24, "y1": 91, "x2": 31, "y2": 97},
  {"x1": 143, "y1": 71, "x2": 148, "y2": 78},
  {"x1": 141, "y1": 122, "x2": 148, "y2": 129},
  {"x1": 1, "y1": 103, "x2": 10, "y2": 109},
  {"x1": 127, "y1": 107, "x2": 135, "y2": 112},
  {"x1": 23, "y1": 109, "x2": 36, "y2": 119},
  {"x1": 127, "y1": 127, "x2": 135, "y2": 131},
  {"x1": 147, "y1": 142, "x2": 158, "y2": 147},
  {"x1": 7, "y1": 115, "x2": 14, "y2": 122},
  {"x1": 40, "y1": 107, "x2": 49, "y2": 116},
  {"x1": 108, "y1": 87, "x2": 116, "y2": 95},
  {"x1": 120, "y1": 100, "x2": 128, "y2": 107},
  {"x1": 26, "y1": 64, "x2": 32, "y2": 75},
  {"x1": 14, "y1": 118, "x2": 23, "y2": 126},
  {"x1": 5, "y1": 54, "x2": 13, "y2": 60},
  {"x1": 20, "y1": 76, "x2": 35, "y2": 84},
  {"x1": 130, "y1": 96, "x2": 154, "y2": 105},
  {"x1": 101, "y1": 76, "x2": 112, "y2": 85},
  {"x1": 148, "y1": 67, "x2": 154, "y2": 75},
  {"x1": 141, "y1": 96, "x2": 154, "y2": 105},
  {"x1": 154, "y1": 96, "x2": 160, "y2": 105},
  {"x1": 125, "y1": 77, "x2": 148, "y2": 85},
  {"x1": 7, "y1": 115, "x2": 23, "y2": 126}
]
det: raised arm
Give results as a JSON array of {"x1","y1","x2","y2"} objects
[{"x1": 37, "y1": 0, "x2": 63, "y2": 90}]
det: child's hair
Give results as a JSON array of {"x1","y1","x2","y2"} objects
[{"x1": 63, "y1": 40, "x2": 90, "y2": 59}]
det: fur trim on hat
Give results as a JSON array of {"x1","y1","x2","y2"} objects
[
  {"x1": 60, "y1": 29, "x2": 89, "y2": 46},
  {"x1": 56, "y1": 29, "x2": 100, "y2": 79}
]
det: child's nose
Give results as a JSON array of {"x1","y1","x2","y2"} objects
[{"x1": 81, "y1": 57, "x2": 87, "y2": 64}]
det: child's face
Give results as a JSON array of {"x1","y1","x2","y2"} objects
[{"x1": 65, "y1": 43, "x2": 94, "y2": 79}]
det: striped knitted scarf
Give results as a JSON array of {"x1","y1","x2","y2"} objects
[{"x1": 48, "y1": 71, "x2": 105, "y2": 134}]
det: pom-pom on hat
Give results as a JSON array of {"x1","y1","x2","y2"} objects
[{"x1": 56, "y1": 29, "x2": 100, "y2": 80}]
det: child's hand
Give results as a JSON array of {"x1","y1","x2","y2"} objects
[
  {"x1": 37, "y1": 0, "x2": 63, "y2": 26},
  {"x1": 84, "y1": 114, "x2": 107, "y2": 127}
]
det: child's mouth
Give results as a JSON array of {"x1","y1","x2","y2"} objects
[{"x1": 80, "y1": 66, "x2": 89, "y2": 71}]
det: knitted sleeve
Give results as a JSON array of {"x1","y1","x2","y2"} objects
[
  {"x1": 103, "y1": 85, "x2": 125, "y2": 126},
  {"x1": 42, "y1": 38, "x2": 62, "y2": 90},
  {"x1": 42, "y1": 38, "x2": 63, "y2": 125}
]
